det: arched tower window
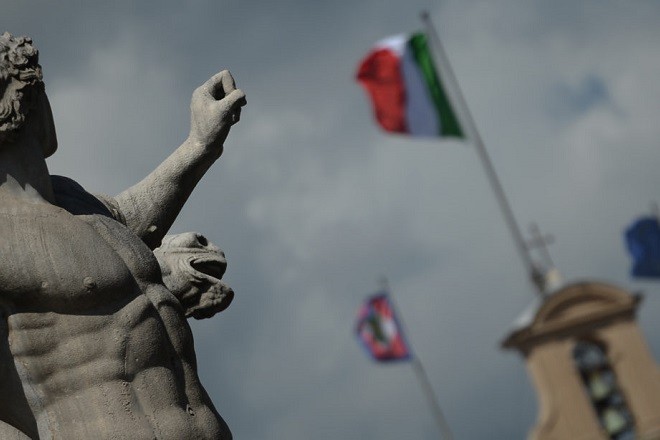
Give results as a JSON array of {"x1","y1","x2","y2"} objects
[{"x1": 573, "y1": 340, "x2": 636, "y2": 439}]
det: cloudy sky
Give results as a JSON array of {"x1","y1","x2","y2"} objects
[{"x1": 4, "y1": 0, "x2": 660, "y2": 438}]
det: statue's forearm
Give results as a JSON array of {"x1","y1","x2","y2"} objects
[
  {"x1": 114, "y1": 139, "x2": 221, "y2": 249},
  {"x1": 113, "y1": 70, "x2": 245, "y2": 249}
]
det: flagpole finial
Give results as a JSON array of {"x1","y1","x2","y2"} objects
[
  {"x1": 420, "y1": 10, "x2": 431, "y2": 21},
  {"x1": 526, "y1": 223, "x2": 563, "y2": 296}
]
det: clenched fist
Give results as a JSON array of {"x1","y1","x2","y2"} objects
[{"x1": 188, "y1": 70, "x2": 246, "y2": 155}]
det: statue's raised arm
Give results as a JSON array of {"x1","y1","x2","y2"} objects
[{"x1": 112, "y1": 71, "x2": 246, "y2": 248}]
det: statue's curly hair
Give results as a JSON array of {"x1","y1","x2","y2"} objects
[{"x1": 0, "y1": 32, "x2": 43, "y2": 144}]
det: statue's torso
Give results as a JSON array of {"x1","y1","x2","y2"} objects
[{"x1": 0, "y1": 201, "x2": 230, "y2": 440}]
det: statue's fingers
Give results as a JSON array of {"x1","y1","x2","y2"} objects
[
  {"x1": 225, "y1": 89, "x2": 246, "y2": 108},
  {"x1": 213, "y1": 89, "x2": 245, "y2": 111},
  {"x1": 217, "y1": 89, "x2": 246, "y2": 125},
  {"x1": 203, "y1": 70, "x2": 238, "y2": 100},
  {"x1": 219, "y1": 70, "x2": 237, "y2": 94}
]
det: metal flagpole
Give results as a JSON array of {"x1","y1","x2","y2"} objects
[
  {"x1": 419, "y1": 11, "x2": 545, "y2": 297},
  {"x1": 379, "y1": 277, "x2": 454, "y2": 440}
]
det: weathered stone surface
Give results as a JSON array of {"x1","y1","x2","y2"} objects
[{"x1": 0, "y1": 32, "x2": 246, "y2": 439}]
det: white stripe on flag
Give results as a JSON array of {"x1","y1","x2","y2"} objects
[{"x1": 402, "y1": 43, "x2": 439, "y2": 136}]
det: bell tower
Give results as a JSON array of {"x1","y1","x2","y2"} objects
[{"x1": 502, "y1": 281, "x2": 660, "y2": 439}]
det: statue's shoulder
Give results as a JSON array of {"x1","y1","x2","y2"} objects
[{"x1": 50, "y1": 175, "x2": 124, "y2": 223}]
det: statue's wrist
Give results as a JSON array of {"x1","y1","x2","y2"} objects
[{"x1": 185, "y1": 136, "x2": 224, "y2": 159}]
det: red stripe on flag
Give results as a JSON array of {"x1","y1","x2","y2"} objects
[{"x1": 356, "y1": 48, "x2": 408, "y2": 134}]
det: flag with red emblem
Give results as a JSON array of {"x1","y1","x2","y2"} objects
[{"x1": 355, "y1": 293, "x2": 412, "y2": 362}]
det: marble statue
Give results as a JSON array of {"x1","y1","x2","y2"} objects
[{"x1": 0, "y1": 32, "x2": 246, "y2": 439}]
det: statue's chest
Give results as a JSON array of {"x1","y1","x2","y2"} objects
[{"x1": 0, "y1": 206, "x2": 159, "y2": 310}]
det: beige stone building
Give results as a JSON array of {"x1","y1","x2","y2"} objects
[{"x1": 502, "y1": 281, "x2": 660, "y2": 439}]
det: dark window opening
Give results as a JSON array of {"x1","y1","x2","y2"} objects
[{"x1": 573, "y1": 340, "x2": 636, "y2": 440}]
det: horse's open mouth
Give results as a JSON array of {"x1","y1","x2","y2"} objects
[{"x1": 190, "y1": 256, "x2": 227, "y2": 280}]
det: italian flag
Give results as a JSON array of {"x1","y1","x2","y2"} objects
[{"x1": 356, "y1": 32, "x2": 464, "y2": 138}]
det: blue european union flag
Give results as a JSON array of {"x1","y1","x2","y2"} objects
[{"x1": 625, "y1": 216, "x2": 660, "y2": 278}]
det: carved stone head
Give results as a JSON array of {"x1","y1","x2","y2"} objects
[
  {"x1": 0, "y1": 32, "x2": 56, "y2": 156},
  {"x1": 154, "y1": 232, "x2": 234, "y2": 320}
]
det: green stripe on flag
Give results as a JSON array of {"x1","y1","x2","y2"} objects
[{"x1": 409, "y1": 33, "x2": 464, "y2": 138}]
